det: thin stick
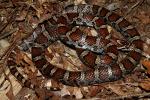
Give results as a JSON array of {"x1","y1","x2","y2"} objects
[
  {"x1": 109, "y1": 92, "x2": 150, "y2": 100},
  {"x1": 125, "y1": 0, "x2": 144, "y2": 17},
  {"x1": 0, "y1": 8, "x2": 17, "y2": 38}
]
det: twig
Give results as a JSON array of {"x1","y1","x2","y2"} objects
[
  {"x1": 109, "y1": 92, "x2": 150, "y2": 100},
  {"x1": 0, "y1": 30, "x2": 21, "y2": 61},
  {"x1": 0, "y1": 28, "x2": 18, "y2": 40},
  {"x1": 125, "y1": 0, "x2": 145, "y2": 17},
  {"x1": 82, "y1": 92, "x2": 150, "y2": 100},
  {"x1": 0, "y1": 8, "x2": 17, "y2": 38},
  {"x1": 0, "y1": 3, "x2": 14, "y2": 9},
  {"x1": 0, "y1": 60, "x2": 16, "y2": 99}
]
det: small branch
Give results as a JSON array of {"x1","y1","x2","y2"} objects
[
  {"x1": 0, "y1": 30, "x2": 21, "y2": 61},
  {"x1": 0, "y1": 8, "x2": 17, "y2": 37},
  {"x1": 125, "y1": 0, "x2": 145, "y2": 17},
  {"x1": 109, "y1": 92, "x2": 150, "y2": 100}
]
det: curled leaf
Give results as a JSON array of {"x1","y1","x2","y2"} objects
[
  {"x1": 142, "y1": 60, "x2": 150, "y2": 75},
  {"x1": 139, "y1": 79, "x2": 150, "y2": 91}
]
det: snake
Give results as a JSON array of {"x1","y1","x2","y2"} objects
[{"x1": 7, "y1": 4, "x2": 143, "y2": 87}]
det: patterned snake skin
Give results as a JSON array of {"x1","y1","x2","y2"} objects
[{"x1": 7, "y1": 4, "x2": 143, "y2": 87}]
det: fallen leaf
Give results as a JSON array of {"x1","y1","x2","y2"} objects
[
  {"x1": 72, "y1": 87, "x2": 83, "y2": 99},
  {"x1": 139, "y1": 79, "x2": 150, "y2": 91},
  {"x1": 6, "y1": 87, "x2": 15, "y2": 100},
  {"x1": 87, "y1": 85, "x2": 103, "y2": 97},
  {"x1": 142, "y1": 60, "x2": 150, "y2": 75},
  {"x1": 61, "y1": 86, "x2": 71, "y2": 97},
  {"x1": 137, "y1": 11, "x2": 150, "y2": 24},
  {"x1": 107, "y1": 84, "x2": 128, "y2": 96}
]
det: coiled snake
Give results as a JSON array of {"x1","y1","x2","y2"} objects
[{"x1": 7, "y1": 4, "x2": 143, "y2": 88}]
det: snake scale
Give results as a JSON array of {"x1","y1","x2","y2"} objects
[{"x1": 7, "y1": 4, "x2": 143, "y2": 88}]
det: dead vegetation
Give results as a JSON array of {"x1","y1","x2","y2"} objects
[{"x1": 0, "y1": 0, "x2": 150, "y2": 99}]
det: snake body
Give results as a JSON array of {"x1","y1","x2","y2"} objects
[{"x1": 7, "y1": 4, "x2": 143, "y2": 87}]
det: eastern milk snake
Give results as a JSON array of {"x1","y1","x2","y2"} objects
[{"x1": 7, "y1": 4, "x2": 143, "y2": 88}]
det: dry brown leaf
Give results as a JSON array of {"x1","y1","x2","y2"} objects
[
  {"x1": 87, "y1": 85, "x2": 103, "y2": 97},
  {"x1": 50, "y1": 79, "x2": 62, "y2": 90},
  {"x1": 107, "y1": 84, "x2": 128, "y2": 96},
  {"x1": 15, "y1": 6, "x2": 29, "y2": 21},
  {"x1": 16, "y1": 88, "x2": 36, "y2": 100},
  {"x1": 51, "y1": 94, "x2": 61, "y2": 100},
  {"x1": 137, "y1": 11, "x2": 150, "y2": 24},
  {"x1": 142, "y1": 60, "x2": 150, "y2": 75},
  {"x1": 61, "y1": 86, "x2": 71, "y2": 97},
  {"x1": 60, "y1": 86, "x2": 83, "y2": 99},
  {"x1": 139, "y1": 79, "x2": 150, "y2": 91},
  {"x1": 72, "y1": 87, "x2": 83, "y2": 99},
  {"x1": 6, "y1": 87, "x2": 15, "y2": 100}
]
